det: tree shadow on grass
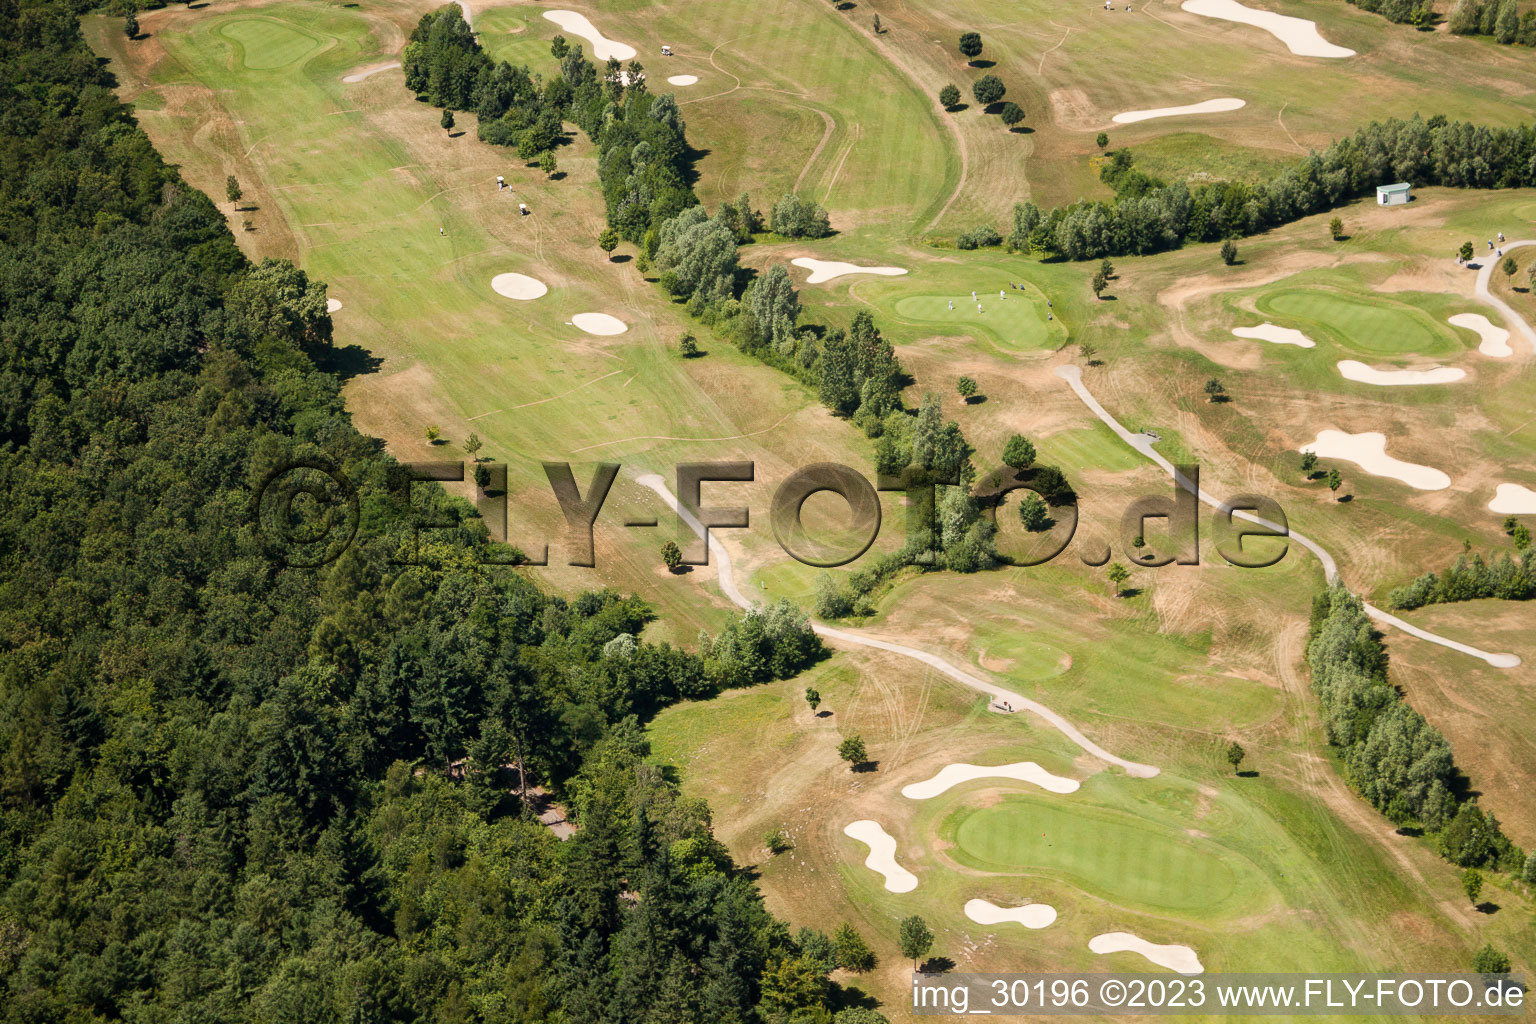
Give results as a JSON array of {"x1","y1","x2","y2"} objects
[
  {"x1": 968, "y1": 59, "x2": 996, "y2": 68},
  {"x1": 1236, "y1": 769, "x2": 1260, "y2": 778},
  {"x1": 1477, "y1": 901, "x2": 1501, "y2": 915},
  {"x1": 610, "y1": 253, "x2": 632, "y2": 263},
  {"x1": 1394, "y1": 825, "x2": 1424, "y2": 837},
  {"x1": 1008, "y1": 125, "x2": 1035, "y2": 134},
  {"x1": 816, "y1": 709, "x2": 833, "y2": 718},
  {"x1": 963, "y1": 394, "x2": 987, "y2": 405},
  {"x1": 851, "y1": 760, "x2": 881, "y2": 773},
  {"x1": 313, "y1": 344, "x2": 383, "y2": 381},
  {"x1": 1117, "y1": 586, "x2": 1143, "y2": 599},
  {"x1": 665, "y1": 564, "x2": 695, "y2": 575},
  {"x1": 921, "y1": 957, "x2": 957, "y2": 974}
]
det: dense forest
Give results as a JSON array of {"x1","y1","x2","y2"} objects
[
  {"x1": 1004, "y1": 115, "x2": 1536, "y2": 260},
  {"x1": 1306, "y1": 590, "x2": 1529, "y2": 881},
  {"x1": 0, "y1": 1, "x2": 900, "y2": 1021}
]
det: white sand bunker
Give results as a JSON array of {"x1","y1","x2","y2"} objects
[
  {"x1": 490, "y1": 272, "x2": 548, "y2": 300},
  {"x1": 791, "y1": 257, "x2": 908, "y2": 284},
  {"x1": 571, "y1": 312, "x2": 627, "y2": 335},
  {"x1": 844, "y1": 820, "x2": 917, "y2": 893},
  {"x1": 965, "y1": 899, "x2": 1057, "y2": 930},
  {"x1": 1112, "y1": 98, "x2": 1245, "y2": 124},
  {"x1": 1336, "y1": 360, "x2": 1465, "y2": 386},
  {"x1": 1090, "y1": 932, "x2": 1204, "y2": 974},
  {"x1": 342, "y1": 62, "x2": 401, "y2": 83},
  {"x1": 543, "y1": 10, "x2": 636, "y2": 61},
  {"x1": 666, "y1": 74, "x2": 699, "y2": 86},
  {"x1": 902, "y1": 762, "x2": 1079, "y2": 799},
  {"x1": 1232, "y1": 323, "x2": 1315, "y2": 348},
  {"x1": 325, "y1": 298, "x2": 343, "y2": 313},
  {"x1": 1448, "y1": 312, "x2": 1512, "y2": 357},
  {"x1": 1491, "y1": 483, "x2": 1536, "y2": 515},
  {"x1": 1181, "y1": 0, "x2": 1355, "y2": 57},
  {"x1": 1300, "y1": 430, "x2": 1450, "y2": 491}
]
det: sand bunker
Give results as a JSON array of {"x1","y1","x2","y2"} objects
[
  {"x1": 1090, "y1": 932, "x2": 1204, "y2": 974},
  {"x1": 1300, "y1": 430, "x2": 1450, "y2": 491},
  {"x1": 666, "y1": 74, "x2": 699, "y2": 86},
  {"x1": 1112, "y1": 98, "x2": 1245, "y2": 124},
  {"x1": 843, "y1": 820, "x2": 917, "y2": 893},
  {"x1": 1336, "y1": 360, "x2": 1465, "y2": 386},
  {"x1": 902, "y1": 762, "x2": 1080, "y2": 799},
  {"x1": 342, "y1": 61, "x2": 401, "y2": 83},
  {"x1": 965, "y1": 899, "x2": 1057, "y2": 930},
  {"x1": 791, "y1": 257, "x2": 908, "y2": 284},
  {"x1": 490, "y1": 272, "x2": 548, "y2": 300},
  {"x1": 1448, "y1": 312, "x2": 1512, "y2": 357},
  {"x1": 571, "y1": 312, "x2": 627, "y2": 335},
  {"x1": 1182, "y1": 0, "x2": 1354, "y2": 57},
  {"x1": 1232, "y1": 323, "x2": 1315, "y2": 348},
  {"x1": 325, "y1": 298, "x2": 343, "y2": 314},
  {"x1": 1491, "y1": 483, "x2": 1536, "y2": 515},
  {"x1": 543, "y1": 10, "x2": 636, "y2": 60}
]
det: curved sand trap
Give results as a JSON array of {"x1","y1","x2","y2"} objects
[
  {"x1": 571, "y1": 312, "x2": 628, "y2": 335},
  {"x1": 325, "y1": 298, "x2": 343, "y2": 313},
  {"x1": 666, "y1": 74, "x2": 699, "y2": 86},
  {"x1": 844, "y1": 820, "x2": 917, "y2": 893},
  {"x1": 965, "y1": 899, "x2": 1057, "y2": 930},
  {"x1": 490, "y1": 272, "x2": 548, "y2": 300},
  {"x1": 1232, "y1": 322, "x2": 1314, "y2": 348},
  {"x1": 543, "y1": 10, "x2": 636, "y2": 61},
  {"x1": 342, "y1": 61, "x2": 401, "y2": 83},
  {"x1": 902, "y1": 762, "x2": 1080, "y2": 799},
  {"x1": 1491, "y1": 483, "x2": 1536, "y2": 515},
  {"x1": 1300, "y1": 430, "x2": 1450, "y2": 491},
  {"x1": 1448, "y1": 312, "x2": 1512, "y2": 357},
  {"x1": 1336, "y1": 360, "x2": 1465, "y2": 386},
  {"x1": 1112, "y1": 98, "x2": 1245, "y2": 124},
  {"x1": 791, "y1": 257, "x2": 908, "y2": 284},
  {"x1": 1090, "y1": 932, "x2": 1204, "y2": 974},
  {"x1": 1182, "y1": 0, "x2": 1354, "y2": 56}
]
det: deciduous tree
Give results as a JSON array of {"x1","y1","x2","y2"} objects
[
  {"x1": 972, "y1": 74, "x2": 1005, "y2": 106},
  {"x1": 1226, "y1": 741, "x2": 1246, "y2": 773},
  {"x1": 1002, "y1": 434, "x2": 1036, "y2": 471},
  {"x1": 899, "y1": 916, "x2": 934, "y2": 970}
]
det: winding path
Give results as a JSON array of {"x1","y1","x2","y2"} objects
[
  {"x1": 1053, "y1": 365, "x2": 1520, "y2": 669},
  {"x1": 634, "y1": 474, "x2": 1162, "y2": 777},
  {"x1": 1473, "y1": 241, "x2": 1536, "y2": 353}
]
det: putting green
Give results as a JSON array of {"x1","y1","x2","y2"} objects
[
  {"x1": 891, "y1": 293, "x2": 1050, "y2": 349},
  {"x1": 219, "y1": 18, "x2": 322, "y2": 70},
  {"x1": 1256, "y1": 289, "x2": 1456, "y2": 356},
  {"x1": 944, "y1": 795, "x2": 1267, "y2": 916},
  {"x1": 981, "y1": 637, "x2": 1072, "y2": 680}
]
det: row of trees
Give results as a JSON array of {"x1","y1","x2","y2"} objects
[
  {"x1": 1447, "y1": 0, "x2": 1536, "y2": 45},
  {"x1": 1307, "y1": 590, "x2": 1526, "y2": 879},
  {"x1": 403, "y1": 5, "x2": 697, "y2": 242},
  {"x1": 1346, "y1": 0, "x2": 1434, "y2": 28},
  {"x1": 1006, "y1": 114, "x2": 1536, "y2": 260},
  {"x1": 1387, "y1": 551, "x2": 1535, "y2": 609}
]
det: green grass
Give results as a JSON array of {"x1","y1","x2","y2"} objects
[
  {"x1": 1256, "y1": 287, "x2": 1460, "y2": 357},
  {"x1": 942, "y1": 793, "x2": 1271, "y2": 916},
  {"x1": 218, "y1": 17, "x2": 324, "y2": 69},
  {"x1": 89, "y1": 0, "x2": 1536, "y2": 997},
  {"x1": 890, "y1": 291, "x2": 1050, "y2": 349}
]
